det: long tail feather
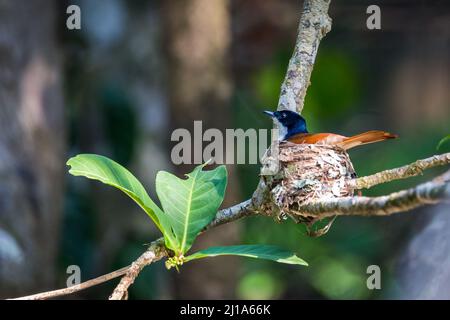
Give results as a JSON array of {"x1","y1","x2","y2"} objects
[{"x1": 337, "y1": 130, "x2": 398, "y2": 150}]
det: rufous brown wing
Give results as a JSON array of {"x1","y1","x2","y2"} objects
[{"x1": 286, "y1": 130, "x2": 397, "y2": 150}]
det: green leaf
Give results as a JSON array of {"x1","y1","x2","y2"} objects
[
  {"x1": 156, "y1": 164, "x2": 227, "y2": 255},
  {"x1": 66, "y1": 154, "x2": 166, "y2": 236},
  {"x1": 184, "y1": 245, "x2": 308, "y2": 266},
  {"x1": 437, "y1": 135, "x2": 450, "y2": 151}
]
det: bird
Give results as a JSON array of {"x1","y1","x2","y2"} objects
[{"x1": 263, "y1": 110, "x2": 397, "y2": 150}]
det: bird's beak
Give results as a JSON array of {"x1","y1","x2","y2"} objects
[{"x1": 263, "y1": 111, "x2": 275, "y2": 117}]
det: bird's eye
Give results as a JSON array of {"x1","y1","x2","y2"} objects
[{"x1": 282, "y1": 113, "x2": 286, "y2": 118}]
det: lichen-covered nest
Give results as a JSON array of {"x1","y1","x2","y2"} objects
[{"x1": 262, "y1": 142, "x2": 357, "y2": 225}]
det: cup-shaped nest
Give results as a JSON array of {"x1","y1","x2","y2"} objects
[{"x1": 263, "y1": 142, "x2": 356, "y2": 223}]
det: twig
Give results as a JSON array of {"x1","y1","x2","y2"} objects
[
  {"x1": 351, "y1": 153, "x2": 450, "y2": 189},
  {"x1": 206, "y1": 199, "x2": 255, "y2": 230},
  {"x1": 109, "y1": 239, "x2": 166, "y2": 300},
  {"x1": 8, "y1": 266, "x2": 130, "y2": 300}
]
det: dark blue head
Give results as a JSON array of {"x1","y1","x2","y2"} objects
[{"x1": 263, "y1": 110, "x2": 308, "y2": 140}]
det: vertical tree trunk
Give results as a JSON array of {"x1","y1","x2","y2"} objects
[
  {"x1": 0, "y1": 0, "x2": 64, "y2": 297},
  {"x1": 163, "y1": 0, "x2": 241, "y2": 299}
]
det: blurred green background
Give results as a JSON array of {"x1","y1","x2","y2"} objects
[{"x1": 0, "y1": 0, "x2": 449, "y2": 299}]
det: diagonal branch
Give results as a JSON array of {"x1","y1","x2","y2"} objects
[
  {"x1": 9, "y1": 266, "x2": 130, "y2": 300},
  {"x1": 206, "y1": 199, "x2": 255, "y2": 230},
  {"x1": 351, "y1": 152, "x2": 450, "y2": 189},
  {"x1": 9, "y1": 239, "x2": 166, "y2": 301},
  {"x1": 109, "y1": 239, "x2": 167, "y2": 300},
  {"x1": 278, "y1": 0, "x2": 332, "y2": 114}
]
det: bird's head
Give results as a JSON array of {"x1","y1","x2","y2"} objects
[{"x1": 263, "y1": 110, "x2": 307, "y2": 133}]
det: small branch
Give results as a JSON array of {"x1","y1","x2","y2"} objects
[
  {"x1": 9, "y1": 240, "x2": 166, "y2": 300},
  {"x1": 8, "y1": 201, "x2": 256, "y2": 300},
  {"x1": 109, "y1": 239, "x2": 166, "y2": 300},
  {"x1": 9, "y1": 266, "x2": 130, "y2": 300},
  {"x1": 278, "y1": 0, "x2": 332, "y2": 114},
  {"x1": 206, "y1": 199, "x2": 255, "y2": 230},
  {"x1": 292, "y1": 170, "x2": 450, "y2": 218},
  {"x1": 351, "y1": 153, "x2": 450, "y2": 190}
]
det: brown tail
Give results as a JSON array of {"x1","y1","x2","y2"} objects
[{"x1": 337, "y1": 130, "x2": 398, "y2": 150}]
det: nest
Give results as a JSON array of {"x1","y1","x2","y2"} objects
[{"x1": 261, "y1": 142, "x2": 357, "y2": 228}]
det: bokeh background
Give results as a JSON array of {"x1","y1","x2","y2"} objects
[{"x1": 0, "y1": 0, "x2": 449, "y2": 299}]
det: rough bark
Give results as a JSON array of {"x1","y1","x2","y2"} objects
[
  {"x1": 277, "y1": 0, "x2": 332, "y2": 114},
  {"x1": 352, "y1": 153, "x2": 450, "y2": 190},
  {"x1": 0, "y1": 0, "x2": 64, "y2": 297}
]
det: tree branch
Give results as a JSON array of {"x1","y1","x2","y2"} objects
[
  {"x1": 278, "y1": 0, "x2": 332, "y2": 114},
  {"x1": 291, "y1": 169, "x2": 450, "y2": 218},
  {"x1": 109, "y1": 239, "x2": 166, "y2": 300},
  {"x1": 351, "y1": 153, "x2": 450, "y2": 190},
  {"x1": 9, "y1": 266, "x2": 130, "y2": 300},
  {"x1": 206, "y1": 199, "x2": 256, "y2": 230}
]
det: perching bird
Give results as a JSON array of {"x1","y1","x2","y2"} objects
[{"x1": 263, "y1": 110, "x2": 397, "y2": 150}]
